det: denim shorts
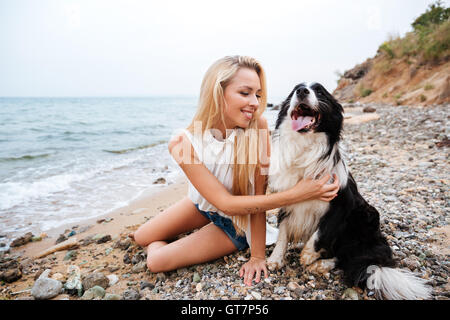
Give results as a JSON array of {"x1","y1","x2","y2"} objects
[{"x1": 195, "y1": 204, "x2": 249, "y2": 251}]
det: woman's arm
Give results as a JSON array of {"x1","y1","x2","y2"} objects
[
  {"x1": 249, "y1": 116, "x2": 270, "y2": 260},
  {"x1": 239, "y1": 116, "x2": 270, "y2": 286},
  {"x1": 169, "y1": 128, "x2": 339, "y2": 216},
  {"x1": 240, "y1": 165, "x2": 269, "y2": 286}
]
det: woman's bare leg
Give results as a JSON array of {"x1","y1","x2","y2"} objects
[
  {"x1": 145, "y1": 223, "x2": 238, "y2": 273},
  {"x1": 132, "y1": 196, "x2": 210, "y2": 247}
]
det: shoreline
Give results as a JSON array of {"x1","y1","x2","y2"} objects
[{"x1": 13, "y1": 175, "x2": 188, "y2": 259}]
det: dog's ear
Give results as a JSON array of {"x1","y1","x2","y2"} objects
[
  {"x1": 275, "y1": 98, "x2": 290, "y2": 129},
  {"x1": 275, "y1": 85, "x2": 299, "y2": 129}
]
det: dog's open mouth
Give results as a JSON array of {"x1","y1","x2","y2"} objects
[{"x1": 291, "y1": 103, "x2": 320, "y2": 132}]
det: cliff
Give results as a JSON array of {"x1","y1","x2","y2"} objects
[{"x1": 333, "y1": 3, "x2": 450, "y2": 106}]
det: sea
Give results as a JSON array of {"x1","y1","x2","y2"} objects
[{"x1": 0, "y1": 96, "x2": 280, "y2": 249}]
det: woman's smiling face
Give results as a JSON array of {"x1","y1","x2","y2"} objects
[{"x1": 222, "y1": 67, "x2": 262, "y2": 131}]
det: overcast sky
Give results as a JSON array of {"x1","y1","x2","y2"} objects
[{"x1": 0, "y1": 0, "x2": 445, "y2": 101}]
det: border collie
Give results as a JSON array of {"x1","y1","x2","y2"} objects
[{"x1": 267, "y1": 82, "x2": 431, "y2": 300}]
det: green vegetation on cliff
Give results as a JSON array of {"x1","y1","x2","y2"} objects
[{"x1": 378, "y1": 1, "x2": 449, "y2": 66}]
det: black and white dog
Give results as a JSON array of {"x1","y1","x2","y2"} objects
[{"x1": 267, "y1": 82, "x2": 431, "y2": 300}]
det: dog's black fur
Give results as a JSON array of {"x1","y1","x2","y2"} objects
[{"x1": 315, "y1": 173, "x2": 397, "y2": 288}]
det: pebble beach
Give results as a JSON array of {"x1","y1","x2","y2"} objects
[{"x1": 0, "y1": 103, "x2": 448, "y2": 300}]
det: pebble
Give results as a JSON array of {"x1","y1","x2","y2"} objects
[
  {"x1": 81, "y1": 285, "x2": 105, "y2": 300},
  {"x1": 140, "y1": 281, "x2": 155, "y2": 290},
  {"x1": 342, "y1": 288, "x2": 359, "y2": 300},
  {"x1": 131, "y1": 261, "x2": 147, "y2": 273},
  {"x1": 274, "y1": 286, "x2": 286, "y2": 294},
  {"x1": 153, "y1": 177, "x2": 166, "y2": 184},
  {"x1": 63, "y1": 250, "x2": 77, "y2": 261},
  {"x1": 82, "y1": 272, "x2": 109, "y2": 290},
  {"x1": 104, "y1": 293, "x2": 121, "y2": 300},
  {"x1": 31, "y1": 236, "x2": 42, "y2": 242},
  {"x1": 251, "y1": 291, "x2": 262, "y2": 300},
  {"x1": 107, "y1": 274, "x2": 119, "y2": 286},
  {"x1": 193, "y1": 272, "x2": 201, "y2": 283},
  {"x1": 122, "y1": 288, "x2": 141, "y2": 300},
  {"x1": 156, "y1": 272, "x2": 166, "y2": 283},
  {"x1": 140, "y1": 288, "x2": 155, "y2": 300},
  {"x1": 115, "y1": 239, "x2": 131, "y2": 250},
  {"x1": 64, "y1": 265, "x2": 83, "y2": 296},
  {"x1": 55, "y1": 234, "x2": 67, "y2": 244},
  {"x1": 287, "y1": 281, "x2": 301, "y2": 291},
  {"x1": 96, "y1": 234, "x2": 112, "y2": 244},
  {"x1": 67, "y1": 230, "x2": 76, "y2": 237}
]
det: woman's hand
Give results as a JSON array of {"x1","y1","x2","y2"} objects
[
  {"x1": 290, "y1": 174, "x2": 340, "y2": 203},
  {"x1": 239, "y1": 256, "x2": 268, "y2": 286}
]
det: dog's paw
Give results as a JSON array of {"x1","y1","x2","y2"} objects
[
  {"x1": 304, "y1": 259, "x2": 336, "y2": 276},
  {"x1": 299, "y1": 251, "x2": 318, "y2": 267},
  {"x1": 267, "y1": 257, "x2": 284, "y2": 271},
  {"x1": 305, "y1": 262, "x2": 326, "y2": 275}
]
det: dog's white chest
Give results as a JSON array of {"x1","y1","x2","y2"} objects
[
  {"x1": 268, "y1": 129, "x2": 333, "y2": 243},
  {"x1": 284, "y1": 200, "x2": 329, "y2": 242}
]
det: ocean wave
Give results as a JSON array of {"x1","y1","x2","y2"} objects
[
  {"x1": 0, "y1": 153, "x2": 52, "y2": 162},
  {"x1": 0, "y1": 153, "x2": 152, "y2": 210},
  {"x1": 103, "y1": 141, "x2": 167, "y2": 154},
  {"x1": 63, "y1": 130, "x2": 100, "y2": 136},
  {"x1": 0, "y1": 172, "x2": 88, "y2": 210}
]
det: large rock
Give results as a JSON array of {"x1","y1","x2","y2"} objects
[
  {"x1": 0, "y1": 268, "x2": 22, "y2": 283},
  {"x1": 0, "y1": 258, "x2": 22, "y2": 283},
  {"x1": 31, "y1": 269, "x2": 63, "y2": 300},
  {"x1": 10, "y1": 232, "x2": 33, "y2": 247}
]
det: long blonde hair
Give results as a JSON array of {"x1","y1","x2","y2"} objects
[{"x1": 187, "y1": 55, "x2": 268, "y2": 234}]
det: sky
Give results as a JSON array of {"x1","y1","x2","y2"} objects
[{"x1": 0, "y1": 0, "x2": 446, "y2": 101}]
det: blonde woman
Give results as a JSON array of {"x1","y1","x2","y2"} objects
[{"x1": 132, "y1": 56, "x2": 339, "y2": 286}]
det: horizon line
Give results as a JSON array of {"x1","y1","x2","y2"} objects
[
  {"x1": 0, "y1": 95, "x2": 286, "y2": 102},
  {"x1": 0, "y1": 94, "x2": 199, "y2": 98}
]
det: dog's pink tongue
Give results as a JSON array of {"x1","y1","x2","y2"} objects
[{"x1": 292, "y1": 116, "x2": 314, "y2": 131}]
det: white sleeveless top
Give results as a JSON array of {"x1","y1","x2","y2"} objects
[{"x1": 181, "y1": 128, "x2": 278, "y2": 247}]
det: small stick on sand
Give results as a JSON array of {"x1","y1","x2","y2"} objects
[{"x1": 34, "y1": 237, "x2": 79, "y2": 259}]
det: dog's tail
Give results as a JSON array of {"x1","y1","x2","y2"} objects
[{"x1": 365, "y1": 265, "x2": 431, "y2": 300}]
